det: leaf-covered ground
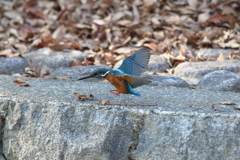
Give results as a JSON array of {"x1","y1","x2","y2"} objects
[{"x1": 0, "y1": 0, "x2": 240, "y2": 70}]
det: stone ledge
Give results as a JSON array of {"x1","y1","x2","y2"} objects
[{"x1": 0, "y1": 75, "x2": 240, "y2": 160}]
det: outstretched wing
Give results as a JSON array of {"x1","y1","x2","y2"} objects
[
  {"x1": 118, "y1": 46, "x2": 151, "y2": 76},
  {"x1": 116, "y1": 74, "x2": 152, "y2": 88}
]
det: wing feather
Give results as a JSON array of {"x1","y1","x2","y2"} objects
[
  {"x1": 118, "y1": 46, "x2": 151, "y2": 76},
  {"x1": 116, "y1": 75, "x2": 152, "y2": 88}
]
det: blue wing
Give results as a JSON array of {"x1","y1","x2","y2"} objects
[{"x1": 118, "y1": 46, "x2": 151, "y2": 76}]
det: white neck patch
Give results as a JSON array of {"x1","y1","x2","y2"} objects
[{"x1": 102, "y1": 71, "x2": 110, "y2": 77}]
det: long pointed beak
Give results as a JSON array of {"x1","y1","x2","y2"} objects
[{"x1": 77, "y1": 74, "x2": 94, "y2": 80}]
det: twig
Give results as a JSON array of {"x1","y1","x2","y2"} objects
[{"x1": 97, "y1": 100, "x2": 157, "y2": 106}]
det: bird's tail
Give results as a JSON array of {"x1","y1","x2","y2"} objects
[
  {"x1": 126, "y1": 82, "x2": 141, "y2": 96},
  {"x1": 130, "y1": 89, "x2": 141, "y2": 96}
]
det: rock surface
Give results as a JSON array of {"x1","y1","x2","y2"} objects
[
  {"x1": 174, "y1": 60, "x2": 240, "y2": 85},
  {"x1": 0, "y1": 75, "x2": 240, "y2": 160},
  {"x1": 0, "y1": 57, "x2": 28, "y2": 74},
  {"x1": 145, "y1": 55, "x2": 170, "y2": 72},
  {"x1": 50, "y1": 65, "x2": 110, "y2": 81},
  {"x1": 150, "y1": 75, "x2": 189, "y2": 87},
  {"x1": 198, "y1": 70, "x2": 240, "y2": 91},
  {"x1": 22, "y1": 48, "x2": 87, "y2": 70}
]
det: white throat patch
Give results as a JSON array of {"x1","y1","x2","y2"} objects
[{"x1": 102, "y1": 71, "x2": 110, "y2": 77}]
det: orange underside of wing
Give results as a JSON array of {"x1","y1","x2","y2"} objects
[{"x1": 105, "y1": 74, "x2": 132, "y2": 94}]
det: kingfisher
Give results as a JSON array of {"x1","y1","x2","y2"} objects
[{"x1": 78, "y1": 46, "x2": 152, "y2": 96}]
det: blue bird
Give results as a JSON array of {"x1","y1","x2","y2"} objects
[{"x1": 78, "y1": 46, "x2": 152, "y2": 96}]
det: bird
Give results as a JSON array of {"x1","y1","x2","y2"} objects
[{"x1": 78, "y1": 46, "x2": 152, "y2": 96}]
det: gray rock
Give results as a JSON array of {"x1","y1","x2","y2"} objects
[
  {"x1": 198, "y1": 70, "x2": 240, "y2": 91},
  {"x1": 146, "y1": 55, "x2": 170, "y2": 72},
  {"x1": 0, "y1": 75, "x2": 240, "y2": 160},
  {"x1": 150, "y1": 75, "x2": 189, "y2": 87},
  {"x1": 197, "y1": 48, "x2": 235, "y2": 59},
  {"x1": 174, "y1": 60, "x2": 240, "y2": 85},
  {"x1": 0, "y1": 155, "x2": 6, "y2": 160},
  {"x1": 132, "y1": 113, "x2": 240, "y2": 160},
  {"x1": 0, "y1": 57, "x2": 28, "y2": 74},
  {"x1": 22, "y1": 48, "x2": 87, "y2": 70},
  {"x1": 50, "y1": 65, "x2": 110, "y2": 81},
  {"x1": 114, "y1": 55, "x2": 170, "y2": 73},
  {"x1": 3, "y1": 103, "x2": 133, "y2": 160}
]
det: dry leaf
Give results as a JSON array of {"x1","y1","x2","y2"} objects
[
  {"x1": 23, "y1": 0, "x2": 38, "y2": 9},
  {"x1": 166, "y1": 68, "x2": 175, "y2": 75},
  {"x1": 49, "y1": 43, "x2": 66, "y2": 51},
  {"x1": 217, "y1": 53, "x2": 229, "y2": 61},
  {"x1": 52, "y1": 25, "x2": 66, "y2": 41},
  {"x1": 89, "y1": 94, "x2": 94, "y2": 99},
  {"x1": 187, "y1": 0, "x2": 198, "y2": 8},
  {"x1": 100, "y1": 100, "x2": 111, "y2": 105},
  {"x1": 13, "y1": 79, "x2": 30, "y2": 87},
  {"x1": 207, "y1": 12, "x2": 230, "y2": 24},
  {"x1": 26, "y1": 8, "x2": 47, "y2": 19},
  {"x1": 0, "y1": 49, "x2": 20, "y2": 58},
  {"x1": 70, "y1": 58, "x2": 82, "y2": 67},
  {"x1": 1, "y1": 0, "x2": 240, "y2": 72},
  {"x1": 188, "y1": 86, "x2": 200, "y2": 89},
  {"x1": 74, "y1": 92, "x2": 94, "y2": 100},
  {"x1": 0, "y1": 93, "x2": 16, "y2": 97},
  {"x1": 211, "y1": 103, "x2": 219, "y2": 111},
  {"x1": 234, "y1": 106, "x2": 240, "y2": 110},
  {"x1": 168, "y1": 57, "x2": 185, "y2": 67},
  {"x1": 234, "y1": 70, "x2": 240, "y2": 75},
  {"x1": 219, "y1": 100, "x2": 235, "y2": 105}
]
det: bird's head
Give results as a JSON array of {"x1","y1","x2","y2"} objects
[{"x1": 78, "y1": 68, "x2": 110, "y2": 80}]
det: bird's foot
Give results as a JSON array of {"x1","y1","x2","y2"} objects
[{"x1": 110, "y1": 90, "x2": 119, "y2": 96}]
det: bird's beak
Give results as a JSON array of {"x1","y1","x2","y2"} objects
[{"x1": 77, "y1": 74, "x2": 94, "y2": 80}]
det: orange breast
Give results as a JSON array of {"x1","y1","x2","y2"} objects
[{"x1": 105, "y1": 74, "x2": 127, "y2": 94}]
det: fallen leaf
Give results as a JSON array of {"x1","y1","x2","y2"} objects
[
  {"x1": 207, "y1": 12, "x2": 230, "y2": 24},
  {"x1": 188, "y1": 102, "x2": 209, "y2": 107},
  {"x1": 166, "y1": 68, "x2": 175, "y2": 75},
  {"x1": 211, "y1": 103, "x2": 219, "y2": 111},
  {"x1": 219, "y1": 100, "x2": 235, "y2": 105},
  {"x1": 23, "y1": 0, "x2": 38, "y2": 9},
  {"x1": 0, "y1": 93, "x2": 16, "y2": 97},
  {"x1": 49, "y1": 43, "x2": 66, "y2": 51},
  {"x1": 26, "y1": 8, "x2": 47, "y2": 19},
  {"x1": 168, "y1": 57, "x2": 185, "y2": 67},
  {"x1": 92, "y1": 19, "x2": 105, "y2": 26},
  {"x1": 89, "y1": 94, "x2": 94, "y2": 99},
  {"x1": 198, "y1": 12, "x2": 210, "y2": 23},
  {"x1": 4, "y1": 11, "x2": 20, "y2": 19},
  {"x1": 69, "y1": 58, "x2": 82, "y2": 67},
  {"x1": 188, "y1": 86, "x2": 201, "y2": 89},
  {"x1": 235, "y1": 70, "x2": 240, "y2": 75},
  {"x1": 187, "y1": 0, "x2": 198, "y2": 9},
  {"x1": 234, "y1": 106, "x2": 240, "y2": 110},
  {"x1": 52, "y1": 25, "x2": 66, "y2": 41},
  {"x1": 217, "y1": 53, "x2": 229, "y2": 61},
  {"x1": 74, "y1": 92, "x2": 94, "y2": 100},
  {"x1": 111, "y1": 12, "x2": 124, "y2": 22},
  {"x1": 0, "y1": 49, "x2": 21, "y2": 58},
  {"x1": 13, "y1": 79, "x2": 30, "y2": 87},
  {"x1": 101, "y1": 100, "x2": 111, "y2": 105},
  {"x1": 14, "y1": 43, "x2": 28, "y2": 54}
]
